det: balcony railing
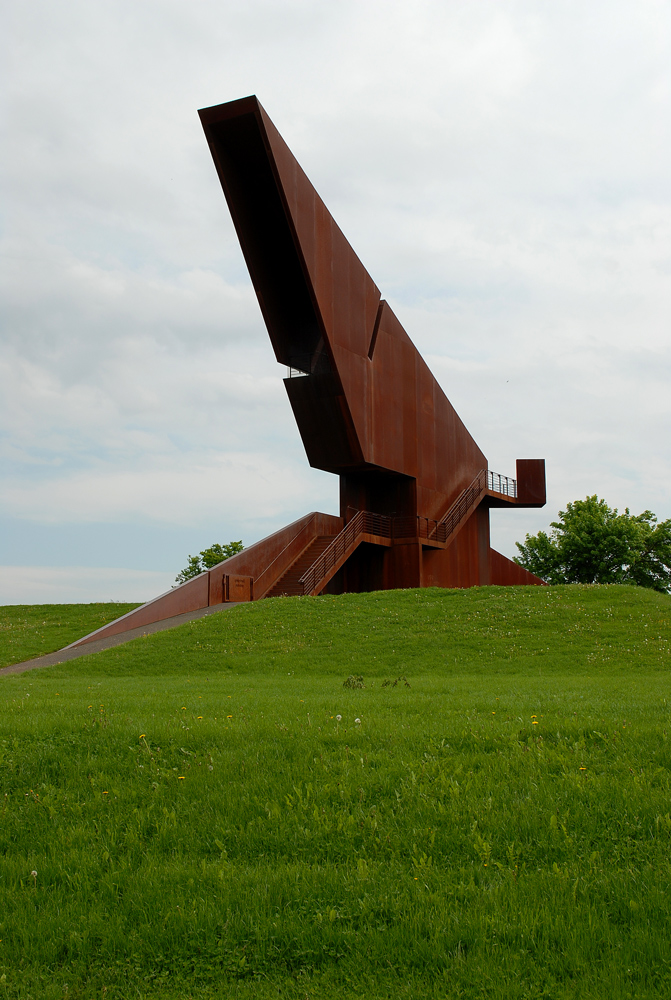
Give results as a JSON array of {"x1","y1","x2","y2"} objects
[{"x1": 487, "y1": 470, "x2": 517, "y2": 498}]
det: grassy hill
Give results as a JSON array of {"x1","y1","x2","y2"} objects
[
  {"x1": 1, "y1": 584, "x2": 670, "y2": 998},
  {"x1": 0, "y1": 603, "x2": 141, "y2": 667}
]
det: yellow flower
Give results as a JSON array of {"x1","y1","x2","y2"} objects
[
  {"x1": 178, "y1": 776, "x2": 185, "y2": 780},
  {"x1": 139, "y1": 734, "x2": 146, "y2": 739}
]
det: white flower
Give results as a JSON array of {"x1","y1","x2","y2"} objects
[
  {"x1": 355, "y1": 718, "x2": 361, "y2": 725},
  {"x1": 336, "y1": 715, "x2": 342, "y2": 722},
  {"x1": 31, "y1": 870, "x2": 37, "y2": 878}
]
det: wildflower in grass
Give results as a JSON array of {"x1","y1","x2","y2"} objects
[
  {"x1": 139, "y1": 734, "x2": 145, "y2": 739},
  {"x1": 178, "y1": 776, "x2": 185, "y2": 780},
  {"x1": 336, "y1": 715, "x2": 342, "y2": 722},
  {"x1": 227, "y1": 714, "x2": 233, "y2": 719},
  {"x1": 197, "y1": 716, "x2": 203, "y2": 719},
  {"x1": 355, "y1": 718, "x2": 361, "y2": 725}
]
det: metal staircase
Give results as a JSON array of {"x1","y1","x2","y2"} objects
[
  {"x1": 264, "y1": 535, "x2": 336, "y2": 598},
  {"x1": 297, "y1": 469, "x2": 518, "y2": 597},
  {"x1": 299, "y1": 510, "x2": 394, "y2": 597}
]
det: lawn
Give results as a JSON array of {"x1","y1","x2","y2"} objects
[{"x1": 1, "y1": 584, "x2": 670, "y2": 998}]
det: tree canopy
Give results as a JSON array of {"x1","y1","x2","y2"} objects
[
  {"x1": 175, "y1": 541, "x2": 244, "y2": 586},
  {"x1": 514, "y1": 496, "x2": 671, "y2": 592}
]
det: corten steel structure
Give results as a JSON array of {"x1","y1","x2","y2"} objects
[{"x1": 68, "y1": 96, "x2": 545, "y2": 650}]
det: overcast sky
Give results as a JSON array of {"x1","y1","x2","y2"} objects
[{"x1": 2, "y1": 0, "x2": 670, "y2": 603}]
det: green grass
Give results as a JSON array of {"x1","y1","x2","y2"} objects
[
  {"x1": 1, "y1": 584, "x2": 671, "y2": 998},
  {"x1": 0, "y1": 603, "x2": 141, "y2": 668}
]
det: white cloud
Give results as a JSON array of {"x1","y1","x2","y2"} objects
[{"x1": 0, "y1": 451, "x2": 332, "y2": 527}]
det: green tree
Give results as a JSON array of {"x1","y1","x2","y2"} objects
[
  {"x1": 175, "y1": 541, "x2": 244, "y2": 586},
  {"x1": 514, "y1": 496, "x2": 671, "y2": 592}
]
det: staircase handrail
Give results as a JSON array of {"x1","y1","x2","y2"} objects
[
  {"x1": 425, "y1": 470, "x2": 488, "y2": 544},
  {"x1": 424, "y1": 468, "x2": 517, "y2": 544},
  {"x1": 299, "y1": 469, "x2": 517, "y2": 595},
  {"x1": 299, "y1": 510, "x2": 392, "y2": 595}
]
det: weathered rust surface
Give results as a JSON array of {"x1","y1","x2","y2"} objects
[
  {"x1": 199, "y1": 95, "x2": 547, "y2": 593},
  {"x1": 227, "y1": 575, "x2": 253, "y2": 603},
  {"x1": 199, "y1": 97, "x2": 487, "y2": 519},
  {"x1": 516, "y1": 459, "x2": 547, "y2": 506},
  {"x1": 489, "y1": 549, "x2": 544, "y2": 586}
]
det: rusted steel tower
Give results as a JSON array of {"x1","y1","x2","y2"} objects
[{"x1": 68, "y1": 96, "x2": 545, "y2": 650}]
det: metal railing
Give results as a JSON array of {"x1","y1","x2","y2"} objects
[
  {"x1": 298, "y1": 468, "x2": 518, "y2": 595},
  {"x1": 299, "y1": 510, "x2": 392, "y2": 595},
  {"x1": 424, "y1": 470, "x2": 488, "y2": 544},
  {"x1": 425, "y1": 468, "x2": 517, "y2": 542},
  {"x1": 487, "y1": 470, "x2": 517, "y2": 498}
]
